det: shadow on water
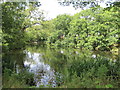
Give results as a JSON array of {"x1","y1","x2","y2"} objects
[{"x1": 2, "y1": 45, "x2": 119, "y2": 88}]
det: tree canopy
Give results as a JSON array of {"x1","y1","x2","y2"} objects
[
  {"x1": 1, "y1": 1, "x2": 120, "y2": 52},
  {"x1": 2, "y1": 2, "x2": 42, "y2": 51},
  {"x1": 57, "y1": 0, "x2": 119, "y2": 9}
]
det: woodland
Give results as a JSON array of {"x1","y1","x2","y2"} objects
[{"x1": 1, "y1": 0, "x2": 120, "y2": 88}]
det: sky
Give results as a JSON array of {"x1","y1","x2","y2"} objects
[
  {"x1": 3, "y1": 0, "x2": 112, "y2": 20},
  {"x1": 38, "y1": 0, "x2": 82, "y2": 20},
  {"x1": 38, "y1": 0, "x2": 113, "y2": 20}
]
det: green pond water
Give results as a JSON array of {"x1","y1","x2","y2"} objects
[{"x1": 2, "y1": 45, "x2": 119, "y2": 88}]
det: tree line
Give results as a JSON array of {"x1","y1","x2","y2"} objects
[{"x1": 1, "y1": 1, "x2": 120, "y2": 52}]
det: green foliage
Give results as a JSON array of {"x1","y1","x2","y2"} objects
[
  {"x1": 3, "y1": 2, "x2": 118, "y2": 51},
  {"x1": 40, "y1": 46, "x2": 120, "y2": 88},
  {"x1": 3, "y1": 44, "x2": 119, "y2": 88},
  {"x1": 46, "y1": 6, "x2": 119, "y2": 51},
  {"x1": 58, "y1": 0, "x2": 119, "y2": 9},
  {"x1": 2, "y1": 2, "x2": 42, "y2": 51},
  {"x1": 53, "y1": 14, "x2": 72, "y2": 35},
  {"x1": 46, "y1": 14, "x2": 72, "y2": 47},
  {"x1": 2, "y1": 1, "x2": 120, "y2": 88},
  {"x1": 3, "y1": 68, "x2": 34, "y2": 88},
  {"x1": 2, "y1": 2, "x2": 27, "y2": 51}
]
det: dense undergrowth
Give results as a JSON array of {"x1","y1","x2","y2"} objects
[
  {"x1": 59, "y1": 56, "x2": 120, "y2": 88},
  {"x1": 42, "y1": 48, "x2": 120, "y2": 88}
]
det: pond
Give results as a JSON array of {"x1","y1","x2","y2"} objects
[{"x1": 2, "y1": 45, "x2": 119, "y2": 88}]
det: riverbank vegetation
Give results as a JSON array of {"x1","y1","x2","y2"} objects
[
  {"x1": 24, "y1": 5, "x2": 119, "y2": 52},
  {"x1": 1, "y1": 1, "x2": 120, "y2": 88},
  {"x1": 2, "y1": 1, "x2": 120, "y2": 52},
  {"x1": 43, "y1": 48, "x2": 120, "y2": 88},
  {"x1": 3, "y1": 46, "x2": 120, "y2": 88}
]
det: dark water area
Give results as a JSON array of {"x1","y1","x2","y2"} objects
[{"x1": 2, "y1": 45, "x2": 119, "y2": 88}]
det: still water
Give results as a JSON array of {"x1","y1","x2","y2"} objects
[
  {"x1": 24, "y1": 51, "x2": 56, "y2": 87},
  {"x1": 2, "y1": 45, "x2": 118, "y2": 88}
]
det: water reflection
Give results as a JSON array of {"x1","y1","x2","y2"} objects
[
  {"x1": 91, "y1": 54, "x2": 96, "y2": 58},
  {"x1": 3, "y1": 46, "x2": 119, "y2": 88},
  {"x1": 24, "y1": 51, "x2": 56, "y2": 87}
]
